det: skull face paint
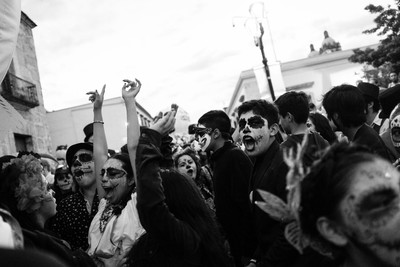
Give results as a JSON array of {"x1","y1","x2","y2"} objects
[
  {"x1": 195, "y1": 125, "x2": 213, "y2": 152},
  {"x1": 338, "y1": 159, "x2": 400, "y2": 266},
  {"x1": 177, "y1": 155, "x2": 197, "y2": 179},
  {"x1": 56, "y1": 173, "x2": 73, "y2": 191},
  {"x1": 390, "y1": 115, "x2": 400, "y2": 148},
  {"x1": 239, "y1": 111, "x2": 274, "y2": 157},
  {"x1": 70, "y1": 149, "x2": 96, "y2": 189},
  {"x1": 101, "y1": 158, "x2": 130, "y2": 204}
]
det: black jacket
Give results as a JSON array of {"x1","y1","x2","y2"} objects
[
  {"x1": 128, "y1": 129, "x2": 204, "y2": 267},
  {"x1": 210, "y1": 141, "x2": 256, "y2": 264}
]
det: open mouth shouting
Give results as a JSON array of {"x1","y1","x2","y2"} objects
[
  {"x1": 392, "y1": 127, "x2": 400, "y2": 144},
  {"x1": 102, "y1": 185, "x2": 117, "y2": 200},
  {"x1": 243, "y1": 135, "x2": 256, "y2": 152}
]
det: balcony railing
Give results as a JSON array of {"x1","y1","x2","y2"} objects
[{"x1": 1, "y1": 72, "x2": 39, "y2": 108}]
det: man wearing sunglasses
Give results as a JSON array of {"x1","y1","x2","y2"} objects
[
  {"x1": 47, "y1": 142, "x2": 99, "y2": 251},
  {"x1": 197, "y1": 110, "x2": 255, "y2": 267}
]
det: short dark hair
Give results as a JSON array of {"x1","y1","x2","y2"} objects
[
  {"x1": 363, "y1": 95, "x2": 380, "y2": 113},
  {"x1": 198, "y1": 110, "x2": 231, "y2": 139},
  {"x1": 275, "y1": 91, "x2": 309, "y2": 124},
  {"x1": 322, "y1": 84, "x2": 366, "y2": 128},
  {"x1": 237, "y1": 99, "x2": 279, "y2": 126}
]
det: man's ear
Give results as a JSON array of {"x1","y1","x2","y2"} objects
[
  {"x1": 316, "y1": 217, "x2": 348, "y2": 247},
  {"x1": 286, "y1": 112, "x2": 294, "y2": 122},
  {"x1": 269, "y1": 123, "x2": 279, "y2": 136},
  {"x1": 213, "y1": 128, "x2": 221, "y2": 139}
]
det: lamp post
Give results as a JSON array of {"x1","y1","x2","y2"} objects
[{"x1": 247, "y1": 2, "x2": 276, "y2": 101}]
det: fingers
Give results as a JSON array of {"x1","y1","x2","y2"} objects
[{"x1": 100, "y1": 84, "x2": 106, "y2": 97}]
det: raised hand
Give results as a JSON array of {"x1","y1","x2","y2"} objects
[
  {"x1": 150, "y1": 107, "x2": 177, "y2": 136},
  {"x1": 122, "y1": 78, "x2": 141, "y2": 101},
  {"x1": 87, "y1": 84, "x2": 106, "y2": 110}
]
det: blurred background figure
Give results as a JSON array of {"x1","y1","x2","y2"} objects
[
  {"x1": 388, "y1": 71, "x2": 399, "y2": 88},
  {"x1": 52, "y1": 166, "x2": 74, "y2": 204},
  {"x1": 55, "y1": 145, "x2": 68, "y2": 168},
  {"x1": 308, "y1": 112, "x2": 337, "y2": 145}
]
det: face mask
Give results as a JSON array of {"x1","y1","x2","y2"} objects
[{"x1": 339, "y1": 159, "x2": 400, "y2": 266}]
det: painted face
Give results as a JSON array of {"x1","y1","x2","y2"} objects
[
  {"x1": 70, "y1": 149, "x2": 95, "y2": 189},
  {"x1": 239, "y1": 111, "x2": 274, "y2": 157},
  {"x1": 307, "y1": 118, "x2": 316, "y2": 132},
  {"x1": 101, "y1": 158, "x2": 130, "y2": 204},
  {"x1": 390, "y1": 115, "x2": 400, "y2": 148},
  {"x1": 338, "y1": 159, "x2": 400, "y2": 266},
  {"x1": 195, "y1": 124, "x2": 213, "y2": 152},
  {"x1": 56, "y1": 173, "x2": 73, "y2": 191},
  {"x1": 177, "y1": 155, "x2": 197, "y2": 179}
]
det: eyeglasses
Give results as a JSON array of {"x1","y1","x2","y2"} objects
[
  {"x1": 101, "y1": 168, "x2": 127, "y2": 179},
  {"x1": 72, "y1": 153, "x2": 93, "y2": 163}
]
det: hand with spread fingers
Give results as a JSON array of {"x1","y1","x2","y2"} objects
[
  {"x1": 87, "y1": 84, "x2": 106, "y2": 110},
  {"x1": 150, "y1": 107, "x2": 177, "y2": 136},
  {"x1": 122, "y1": 78, "x2": 141, "y2": 101}
]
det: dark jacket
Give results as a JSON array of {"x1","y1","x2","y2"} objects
[
  {"x1": 210, "y1": 141, "x2": 256, "y2": 265},
  {"x1": 128, "y1": 129, "x2": 206, "y2": 267},
  {"x1": 281, "y1": 132, "x2": 329, "y2": 168},
  {"x1": 353, "y1": 124, "x2": 391, "y2": 161},
  {"x1": 249, "y1": 140, "x2": 292, "y2": 264}
]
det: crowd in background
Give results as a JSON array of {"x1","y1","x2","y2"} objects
[{"x1": 1, "y1": 76, "x2": 400, "y2": 267}]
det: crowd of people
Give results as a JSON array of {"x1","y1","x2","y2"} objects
[{"x1": 1, "y1": 78, "x2": 400, "y2": 267}]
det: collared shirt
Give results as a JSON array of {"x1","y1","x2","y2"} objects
[{"x1": 47, "y1": 190, "x2": 99, "y2": 251}]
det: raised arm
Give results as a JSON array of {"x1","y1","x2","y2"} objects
[
  {"x1": 122, "y1": 78, "x2": 141, "y2": 184},
  {"x1": 87, "y1": 85, "x2": 108, "y2": 199}
]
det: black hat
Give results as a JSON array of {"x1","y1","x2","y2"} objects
[
  {"x1": 83, "y1": 123, "x2": 93, "y2": 142},
  {"x1": 379, "y1": 84, "x2": 400, "y2": 119},
  {"x1": 66, "y1": 142, "x2": 93, "y2": 169},
  {"x1": 357, "y1": 82, "x2": 379, "y2": 100}
]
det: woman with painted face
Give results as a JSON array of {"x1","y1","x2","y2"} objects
[
  {"x1": 86, "y1": 80, "x2": 145, "y2": 267},
  {"x1": 126, "y1": 106, "x2": 231, "y2": 267},
  {"x1": 173, "y1": 148, "x2": 215, "y2": 211},
  {"x1": 299, "y1": 141, "x2": 400, "y2": 267},
  {"x1": 53, "y1": 166, "x2": 75, "y2": 204}
]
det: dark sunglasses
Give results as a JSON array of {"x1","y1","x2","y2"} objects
[
  {"x1": 101, "y1": 168, "x2": 127, "y2": 179},
  {"x1": 194, "y1": 127, "x2": 213, "y2": 138},
  {"x1": 72, "y1": 153, "x2": 93, "y2": 163}
]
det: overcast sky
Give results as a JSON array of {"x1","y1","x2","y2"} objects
[{"x1": 21, "y1": 0, "x2": 394, "y2": 122}]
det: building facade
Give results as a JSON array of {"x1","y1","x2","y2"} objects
[
  {"x1": 0, "y1": 12, "x2": 53, "y2": 156},
  {"x1": 46, "y1": 97, "x2": 153, "y2": 152},
  {"x1": 226, "y1": 44, "x2": 378, "y2": 127}
]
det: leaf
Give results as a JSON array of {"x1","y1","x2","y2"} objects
[
  {"x1": 284, "y1": 221, "x2": 308, "y2": 254},
  {"x1": 255, "y1": 189, "x2": 292, "y2": 222}
]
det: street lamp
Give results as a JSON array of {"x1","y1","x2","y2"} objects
[{"x1": 246, "y1": 2, "x2": 276, "y2": 101}]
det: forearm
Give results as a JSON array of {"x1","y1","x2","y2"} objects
[
  {"x1": 125, "y1": 99, "x2": 140, "y2": 183},
  {"x1": 93, "y1": 107, "x2": 108, "y2": 199}
]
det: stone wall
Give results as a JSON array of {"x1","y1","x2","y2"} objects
[{"x1": 0, "y1": 12, "x2": 53, "y2": 156}]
